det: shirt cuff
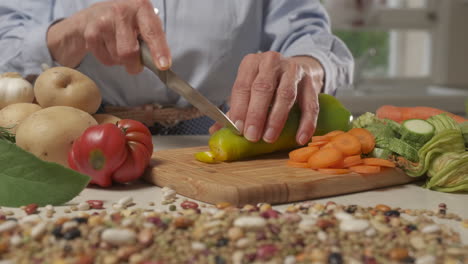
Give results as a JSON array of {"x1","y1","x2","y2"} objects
[
  {"x1": 21, "y1": 21, "x2": 58, "y2": 76},
  {"x1": 282, "y1": 35, "x2": 337, "y2": 96}
]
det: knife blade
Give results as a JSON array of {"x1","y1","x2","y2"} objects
[{"x1": 139, "y1": 40, "x2": 241, "y2": 135}]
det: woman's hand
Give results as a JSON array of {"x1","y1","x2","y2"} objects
[
  {"x1": 210, "y1": 52, "x2": 324, "y2": 146},
  {"x1": 47, "y1": 0, "x2": 171, "y2": 73}
]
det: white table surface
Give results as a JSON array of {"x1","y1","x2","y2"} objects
[{"x1": 3, "y1": 135, "x2": 468, "y2": 244}]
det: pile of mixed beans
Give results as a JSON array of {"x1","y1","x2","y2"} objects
[{"x1": 0, "y1": 194, "x2": 467, "y2": 264}]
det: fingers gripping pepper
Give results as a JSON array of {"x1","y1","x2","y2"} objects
[{"x1": 68, "y1": 119, "x2": 153, "y2": 187}]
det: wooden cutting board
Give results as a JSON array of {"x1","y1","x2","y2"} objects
[{"x1": 144, "y1": 146, "x2": 416, "y2": 206}]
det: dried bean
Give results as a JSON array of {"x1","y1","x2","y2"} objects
[
  {"x1": 233, "y1": 216, "x2": 266, "y2": 230},
  {"x1": 24, "y1": 203, "x2": 38, "y2": 215},
  {"x1": 340, "y1": 219, "x2": 369, "y2": 232},
  {"x1": 101, "y1": 228, "x2": 136, "y2": 246},
  {"x1": 328, "y1": 252, "x2": 343, "y2": 264},
  {"x1": 0, "y1": 221, "x2": 17, "y2": 233},
  {"x1": 117, "y1": 197, "x2": 133, "y2": 208},
  {"x1": 180, "y1": 200, "x2": 198, "y2": 210}
]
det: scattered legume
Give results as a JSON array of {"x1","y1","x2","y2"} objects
[
  {"x1": 0, "y1": 201, "x2": 465, "y2": 263},
  {"x1": 24, "y1": 203, "x2": 38, "y2": 215}
]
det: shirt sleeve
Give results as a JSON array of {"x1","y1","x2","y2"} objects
[
  {"x1": 261, "y1": 0, "x2": 354, "y2": 95},
  {"x1": 0, "y1": 2, "x2": 56, "y2": 76}
]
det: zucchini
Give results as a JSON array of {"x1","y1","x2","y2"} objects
[
  {"x1": 401, "y1": 129, "x2": 465, "y2": 177},
  {"x1": 364, "y1": 123, "x2": 396, "y2": 149},
  {"x1": 387, "y1": 138, "x2": 419, "y2": 162},
  {"x1": 383, "y1": 119, "x2": 401, "y2": 136},
  {"x1": 369, "y1": 147, "x2": 393, "y2": 160},
  {"x1": 400, "y1": 119, "x2": 434, "y2": 147}
]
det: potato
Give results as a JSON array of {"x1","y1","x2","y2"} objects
[
  {"x1": 16, "y1": 106, "x2": 98, "y2": 167},
  {"x1": 34, "y1": 67, "x2": 102, "y2": 114},
  {"x1": 93, "y1": 113, "x2": 121, "y2": 125},
  {"x1": 0, "y1": 103, "x2": 42, "y2": 133}
]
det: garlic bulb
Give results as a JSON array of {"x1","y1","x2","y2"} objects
[{"x1": 0, "y1": 72, "x2": 35, "y2": 109}]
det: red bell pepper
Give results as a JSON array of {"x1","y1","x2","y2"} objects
[{"x1": 68, "y1": 119, "x2": 153, "y2": 187}]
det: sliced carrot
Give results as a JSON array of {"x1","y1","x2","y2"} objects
[
  {"x1": 287, "y1": 160, "x2": 310, "y2": 168},
  {"x1": 321, "y1": 142, "x2": 335, "y2": 149},
  {"x1": 330, "y1": 160, "x2": 345, "y2": 169},
  {"x1": 362, "y1": 158, "x2": 396, "y2": 168},
  {"x1": 347, "y1": 128, "x2": 376, "y2": 154},
  {"x1": 311, "y1": 135, "x2": 330, "y2": 142},
  {"x1": 330, "y1": 133, "x2": 362, "y2": 156},
  {"x1": 343, "y1": 155, "x2": 363, "y2": 168},
  {"x1": 349, "y1": 165, "x2": 381, "y2": 174},
  {"x1": 308, "y1": 140, "x2": 329, "y2": 148},
  {"x1": 307, "y1": 147, "x2": 344, "y2": 169},
  {"x1": 324, "y1": 130, "x2": 345, "y2": 138},
  {"x1": 289, "y1": 146, "x2": 320, "y2": 163},
  {"x1": 317, "y1": 168, "x2": 351, "y2": 175}
]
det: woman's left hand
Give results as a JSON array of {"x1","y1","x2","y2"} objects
[{"x1": 210, "y1": 52, "x2": 325, "y2": 145}]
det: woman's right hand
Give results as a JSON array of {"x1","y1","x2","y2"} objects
[{"x1": 47, "y1": 0, "x2": 171, "y2": 74}]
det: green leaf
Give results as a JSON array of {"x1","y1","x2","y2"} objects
[
  {"x1": 0, "y1": 126, "x2": 15, "y2": 143},
  {"x1": 0, "y1": 140, "x2": 90, "y2": 207}
]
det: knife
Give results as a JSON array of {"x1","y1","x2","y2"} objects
[{"x1": 139, "y1": 40, "x2": 241, "y2": 135}]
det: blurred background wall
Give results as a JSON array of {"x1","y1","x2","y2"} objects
[{"x1": 323, "y1": 0, "x2": 468, "y2": 116}]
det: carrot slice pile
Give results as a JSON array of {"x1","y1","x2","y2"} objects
[
  {"x1": 287, "y1": 128, "x2": 395, "y2": 175},
  {"x1": 349, "y1": 165, "x2": 381, "y2": 174},
  {"x1": 330, "y1": 133, "x2": 362, "y2": 156},
  {"x1": 317, "y1": 168, "x2": 351, "y2": 175},
  {"x1": 347, "y1": 128, "x2": 376, "y2": 154},
  {"x1": 362, "y1": 158, "x2": 396, "y2": 168},
  {"x1": 343, "y1": 155, "x2": 363, "y2": 168},
  {"x1": 308, "y1": 147, "x2": 343, "y2": 169},
  {"x1": 286, "y1": 160, "x2": 310, "y2": 168},
  {"x1": 289, "y1": 146, "x2": 319, "y2": 163},
  {"x1": 308, "y1": 140, "x2": 329, "y2": 148}
]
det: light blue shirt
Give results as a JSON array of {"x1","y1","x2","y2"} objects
[{"x1": 0, "y1": 0, "x2": 353, "y2": 108}]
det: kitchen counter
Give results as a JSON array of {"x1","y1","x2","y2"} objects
[{"x1": 4, "y1": 135, "x2": 468, "y2": 244}]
